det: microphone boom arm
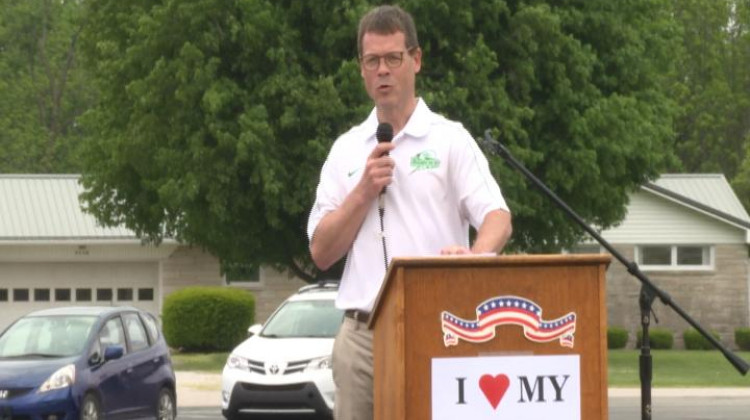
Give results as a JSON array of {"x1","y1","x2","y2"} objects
[{"x1": 481, "y1": 130, "x2": 748, "y2": 419}]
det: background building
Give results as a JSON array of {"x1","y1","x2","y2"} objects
[{"x1": 579, "y1": 174, "x2": 750, "y2": 349}]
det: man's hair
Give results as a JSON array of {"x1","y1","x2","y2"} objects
[{"x1": 357, "y1": 5, "x2": 419, "y2": 57}]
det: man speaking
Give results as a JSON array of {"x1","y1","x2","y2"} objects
[{"x1": 307, "y1": 5, "x2": 512, "y2": 420}]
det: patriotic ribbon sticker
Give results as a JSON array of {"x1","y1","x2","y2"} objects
[{"x1": 441, "y1": 295, "x2": 576, "y2": 348}]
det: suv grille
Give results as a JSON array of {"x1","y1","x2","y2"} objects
[{"x1": 247, "y1": 359, "x2": 312, "y2": 375}]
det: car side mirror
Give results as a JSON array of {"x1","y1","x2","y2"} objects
[
  {"x1": 88, "y1": 352, "x2": 102, "y2": 366},
  {"x1": 247, "y1": 324, "x2": 262, "y2": 337},
  {"x1": 103, "y1": 345, "x2": 124, "y2": 361}
]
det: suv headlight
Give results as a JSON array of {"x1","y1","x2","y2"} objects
[
  {"x1": 305, "y1": 356, "x2": 332, "y2": 372},
  {"x1": 38, "y1": 364, "x2": 75, "y2": 393},
  {"x1": 226, "y1": 354, "x2": 250, "y2": 370}
]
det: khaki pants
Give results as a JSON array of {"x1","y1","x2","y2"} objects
[{"x1": 332, "y1": 316, "x2": 373, "y2": 420}]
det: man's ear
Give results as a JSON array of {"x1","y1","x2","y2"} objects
[{"x1": 412, "y1": 48, "x2": 422, "y2": 73}]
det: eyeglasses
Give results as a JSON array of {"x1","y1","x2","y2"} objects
[{"x1": 360, "y1": 49, "x2": 414, "y2": 71}]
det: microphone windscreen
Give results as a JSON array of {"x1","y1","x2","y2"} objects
[{"x1": 376, "y1": 123, "x2": 394, "y2": 144}]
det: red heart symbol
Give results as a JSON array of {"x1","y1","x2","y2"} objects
[{"x1": 479, "y1": 374, "x2": 510, "y2": 410}]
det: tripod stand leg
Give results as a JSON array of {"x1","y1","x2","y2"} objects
[{"x1": 639, "y1": 285, "x2": 656, "y2": 420}]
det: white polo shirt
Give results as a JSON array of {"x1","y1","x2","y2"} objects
[{"x1": 308, "y1": 99, "x2": 509, "y2": 312}]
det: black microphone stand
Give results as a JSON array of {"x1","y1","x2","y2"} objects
[{"x1": 482, "y1": 130, "x2": 749, "y2": 420}]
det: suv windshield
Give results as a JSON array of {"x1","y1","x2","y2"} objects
[
  {"x1": 262, "y1": 299, "x2": 343, "y2": 338},
  {"x1": 0, "y1": 315, "x2": 97, "y2": 358}
]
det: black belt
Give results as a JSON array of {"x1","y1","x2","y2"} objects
[{"x1": 344, "y1": 309, "x2": 370, "y2": 323}]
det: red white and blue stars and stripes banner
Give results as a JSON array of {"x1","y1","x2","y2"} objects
[{"x1": 441, "y1": 295, "x2": 577, "y2": 348}]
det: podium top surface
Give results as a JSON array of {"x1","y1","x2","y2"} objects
[
  {"x1": 387, "y1": 253, "x2": 611, "y2": 268},
  {"x1": 369, "y1": 253, "x2": 611, "y2": 328}
]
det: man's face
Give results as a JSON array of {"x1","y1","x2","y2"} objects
[{"x1": 360, "y1": 31, "x2": 421, "y2": 112}]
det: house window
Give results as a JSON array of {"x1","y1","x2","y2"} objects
[
  {"x1": 34, "y1": 289, "x2": 51, "y2": 302},
  {"x1": 138, "y1": 288, "x2": 154, "y2": 301},
  {"x1": 76, "y1": 288, "x2": 92, "y2": 302},
  {"x1": 677, "y1": 246, "x2": 707, "y2": 265},
  {"x1": 97, "y1": 288, "x2": 113, "y2": 302},
  {"x1": 641, "y1": 246, "x2": 671, "y2": 265},
  {"x1": 223, "y1": 261, "x2": 260, "y2": 285},
  {"x1": 637, "y1": 245, "x2": 713, "y2": 270},
  {"x1": 117, "y1": 288, "x2": 133, "y2": 301},
  {"x1": 0, "y1": 289, "x2": 7, "y2": 302},
  {"x1": 55, "y1": 289, "x2": 71, "y2": 302},
  {"x1": 13, "y1": 289, "x2": 29, "y2": 302}
]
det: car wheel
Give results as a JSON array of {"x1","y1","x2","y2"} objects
[
  {"x1": 156, "y1": 388, "x2": 176, "y2": 420},
  {"x1": 80, "y1": 393, "x2": 101, "y2": 420}
]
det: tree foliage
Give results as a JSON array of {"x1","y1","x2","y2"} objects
[
  {"x1": 723, "y1": 0, "x2": 750, "y2": 209},
  {"x1": 78, "y1": 0, "x2": 680, "y2": 279},
  {"x1": 671, "y1": 0, "x2": 750, "y2": 181},
  {"x1": 0, "y1": 0, "x2": 95, "y2": 172}
]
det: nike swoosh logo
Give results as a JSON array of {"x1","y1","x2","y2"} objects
[{"x1": 348, "y1": 168, "x2": 361, "y2": 177}]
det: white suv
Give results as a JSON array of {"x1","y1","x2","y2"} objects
[{"x1": 221, "y1": 282, "x2": 342, "y2": 419}]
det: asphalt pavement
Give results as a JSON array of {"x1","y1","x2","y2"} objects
[
  {"x1": 176, "y1": 371, "x2": 223, "y2": 408},
  {"x1": 176, "y1": 370, "x2": 750, "y2": 419},
  {"x1": 176, "y1": 370, "x2": 750, "y2": 406}
]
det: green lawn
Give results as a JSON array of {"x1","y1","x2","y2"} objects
[
  {"x1": 171, "y1": 350, "x2": 750, "y2": 387},
  {"x1": 608, "y1": 349, "x2": 750, "y2": 387},
  {"x1": 170, "y1": 351, "x2": 229, "y2": 372}
]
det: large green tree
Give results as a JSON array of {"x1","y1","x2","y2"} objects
[
  {"x1": 725, "y1": 0, "x2": 750, "y2": 208},
  {"x1": 671, "y1": 0, "x2": 750, "y2": 180},
  {"x1": 0, "y1": 0, "x2": 94, "y2": 172},
  {"x1": 78, "y1": 0, "x2": 679, "y2": 280}
]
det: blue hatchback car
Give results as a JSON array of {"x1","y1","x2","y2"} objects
[{"x1": 0, "y1": 306, "x2": 176, "y2": 420}]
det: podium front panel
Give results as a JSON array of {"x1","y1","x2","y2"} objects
[{"x1": 371, "y1": 254, "x2": 610, "y2": 420}]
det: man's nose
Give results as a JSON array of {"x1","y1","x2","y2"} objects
[{"x1": 376, "y1": 58, "x2": 391, "y2": 75}]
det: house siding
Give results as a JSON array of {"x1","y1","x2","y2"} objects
[
  {"x1": 160, "y1": 246, "x2": 223, "y2": 299},
  {"x1": 605, "y1": 244, "x2": 750, "y2": 349},
  {"x1": 230, "y1": 267, "x2": 307, "y2": 324},
  {"x1": 601, "y1": 192, "x2": 744, "y2": 244}
]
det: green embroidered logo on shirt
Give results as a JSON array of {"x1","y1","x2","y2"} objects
[{"x1": 410, "y1": 150, "x2": 440, "y2": 171}]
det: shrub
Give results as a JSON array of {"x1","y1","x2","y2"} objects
[
  {"x1": 683, "y1": 328, "x2": 721, "y2": 350},
  {"x1": 635, "y1": 327, "x2": 674, "y2": 349},
  {"x1": 736, "y1": 327, "x2": 750, "y2": 351},
  {"x1": 163, "y1": 286, "x2": 255, "y2": 352},
  {"x1": 607, "y1": 326, "x2": 629, "y2": 349}
]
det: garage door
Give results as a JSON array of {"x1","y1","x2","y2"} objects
[{"x1": 0, "y1": 261, "x2": 159, "y2": 332}]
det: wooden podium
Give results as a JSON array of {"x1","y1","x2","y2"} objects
[{"x1": 369, "y1": 254, "x2": 611, "y2": 420}]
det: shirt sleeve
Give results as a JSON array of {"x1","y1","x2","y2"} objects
[
  {"x1": 307, "y1": 147, "x2": 345, "y2": 242},
  {"x1": 450, "y1": 125, "x2": 510, "y2": 229}
]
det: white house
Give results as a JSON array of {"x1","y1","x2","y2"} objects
[
  {"x1": 0, "y1": 174, "x2": 307, "y2": 332},
  {"x1": 584, "y1": 174, "x2": 750, "y2": 348},
  {"x1": 0, "y1": 174, "x2": 229, "y2": 332}
]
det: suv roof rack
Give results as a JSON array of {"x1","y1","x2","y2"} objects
[{"x1": 298, "y1": 280, "x2": 340, "y2": 293}]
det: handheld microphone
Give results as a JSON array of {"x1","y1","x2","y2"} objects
[
  {"x1": 375, "y1": 123, "x2": 393, "y2": 203},
  {"x1": 376, "y1": 122, "x2": 394, "y2": 147}
]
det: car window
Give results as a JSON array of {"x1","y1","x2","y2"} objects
[
  {"x1": 0, "y1": 315, "x2": 96, "y2": 358},
  {"x1": 99, "y1": 317, "x2": 127, "y2": 355},
  {"x1": 123, "y1": 312, "x2": 150, "y2": 352},
  {"x1": 262, "y1": 299, "x2": 343, "y2": 338},
  {"x1": 140, "y1": 312, "x2": 160, "y2": 344}
]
